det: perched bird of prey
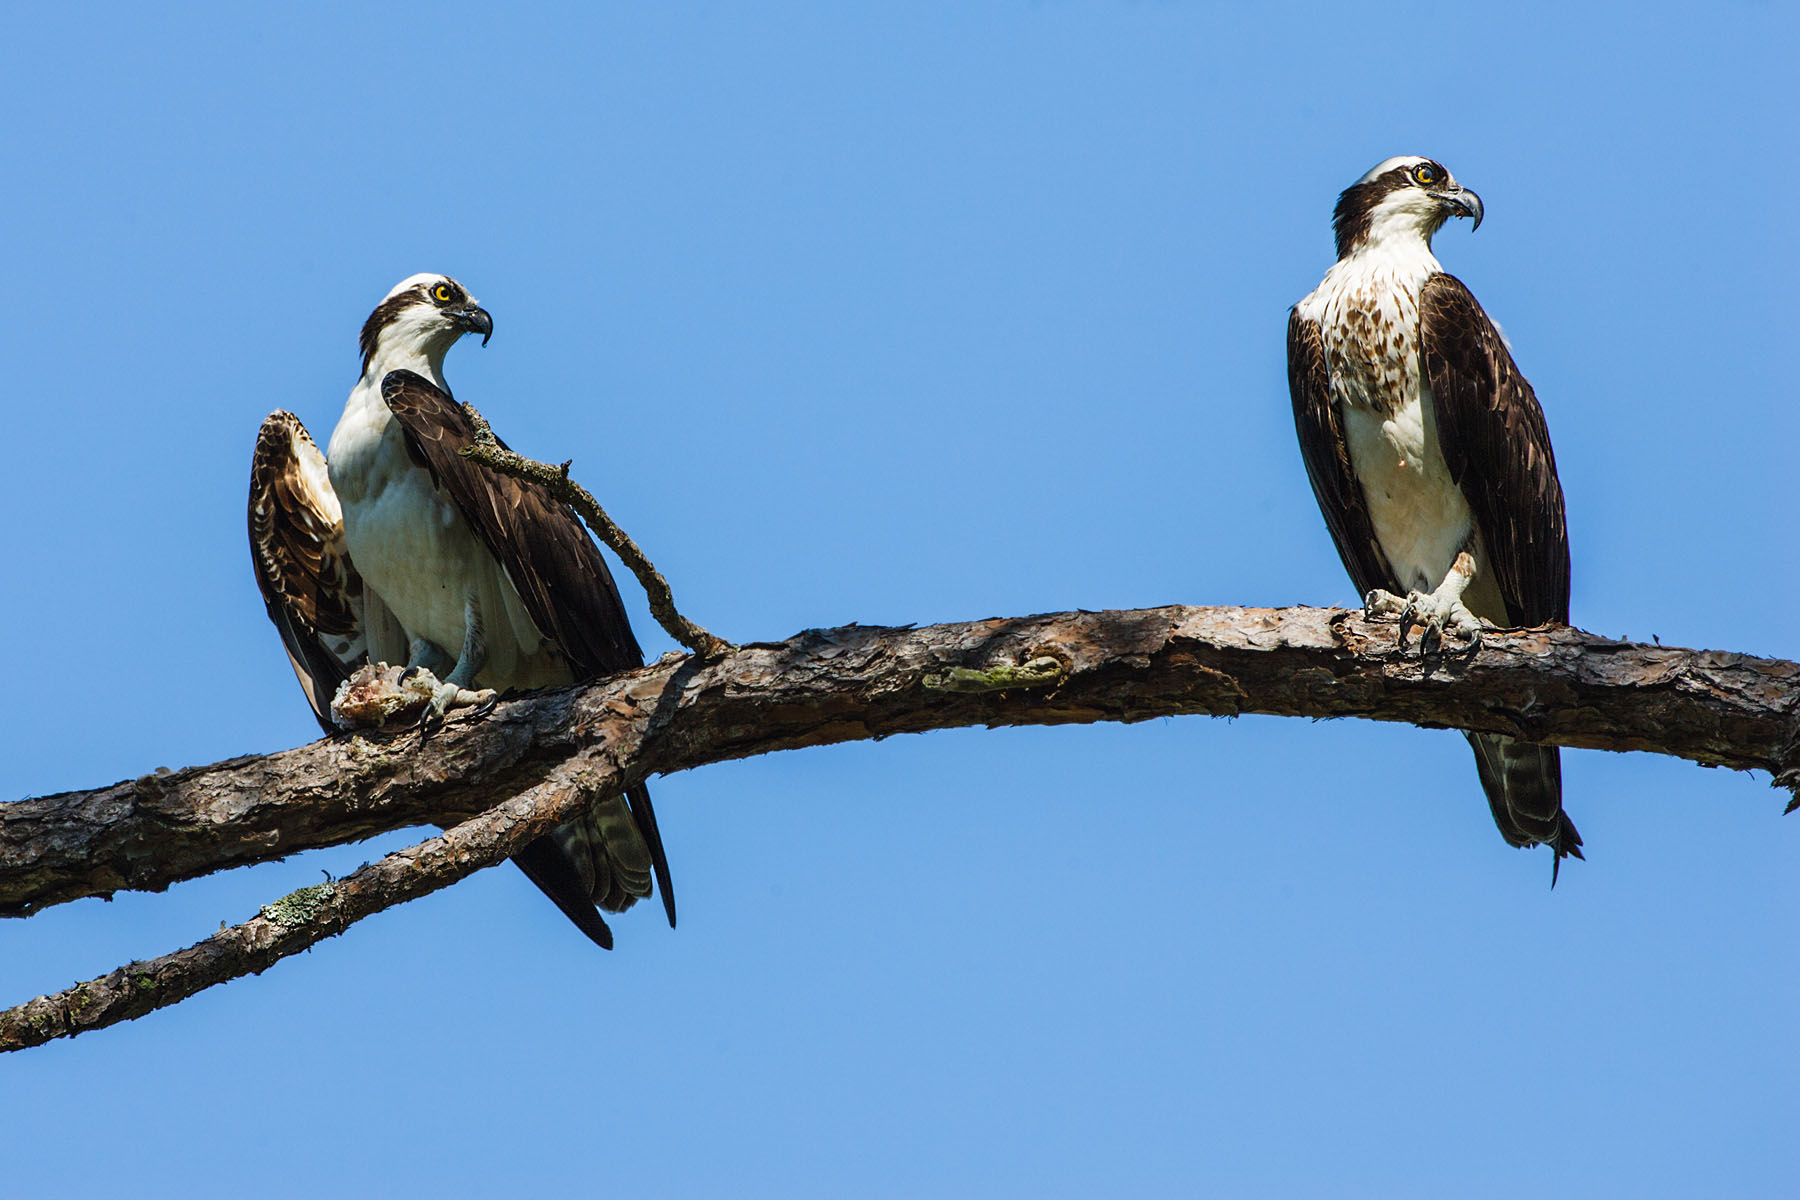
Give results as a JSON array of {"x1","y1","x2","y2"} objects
[
  {"x1": 1287, "y1": 158, "x2": 1582, "y2": 878},
  {"x1": 248, "y1": 273, "x2": 676, "y2": 946}
]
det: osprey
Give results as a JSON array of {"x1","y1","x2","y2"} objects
[
  {"x1": 1287, "y1": 157, "x2": 1582, "y2": 877},
  {"x1": 248, "y1": 273, "x2": 676, "y2": 947}
]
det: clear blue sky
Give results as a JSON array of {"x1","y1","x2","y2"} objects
[{"x1": 3, "y1": 4, "x2": 1794, "y2": 1196}]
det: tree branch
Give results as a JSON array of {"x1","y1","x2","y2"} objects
[
  {"x1": 0, "y1": 748, "x2": 623, "y2": 1052},
  {"x1": 8, "y1": 607, "x2": 1796, "y2": 927},
  {"x1": 455, "y1": 402, "x2": 731, "y2": 659},
  {"x1": 5, "y1": 606, "x2": 1796, "y2": 1049}
]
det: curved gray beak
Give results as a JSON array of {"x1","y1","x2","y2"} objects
[
  {"x1": 453, "y1": 305, "x2": 494, "y2": 345},
  {"x1": 1437, "y1": 187, "x2": 1483, "y2": 231}
]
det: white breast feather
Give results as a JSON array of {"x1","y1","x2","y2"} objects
[{"x1": 1296, "y1": 243, "x2": 1475, "y2": 596}]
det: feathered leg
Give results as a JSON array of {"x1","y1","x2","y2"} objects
[{"x1": 415, "y1": 595, "x2": 498, "y2": 734}]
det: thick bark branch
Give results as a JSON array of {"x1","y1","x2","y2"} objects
[
  {"x1": 7, "y1": 606, "x2": 1796, "y2": 923},
  {"x1": 6, "y1": 604, "x2": 1796, "y2": 1050}
]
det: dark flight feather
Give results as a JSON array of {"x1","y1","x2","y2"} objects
[{"x1": 1418, "y1": 274, "x2": 1570, "y2": 628}]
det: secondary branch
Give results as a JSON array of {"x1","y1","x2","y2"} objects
[
  {"x1": 0, "y1": 748, "x2": 623, "y2": 1052},
  {"x1": 456, "y1": 403, "x2": 731, "y2": 659}
]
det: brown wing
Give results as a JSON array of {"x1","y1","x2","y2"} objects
[
  {"x1": 1419, "y1": 274, "x2": 1570, "y2": 626},
  {"x1": 1420, "y1": 277, "x2": 1580, "y2": 868},
  {"x1": 381, "y1": 369, "x2": 676, "y2": 931},
  {"x1": 248, "y1": 411, "x2": 366, "y2": 733},
  {"x1": 1287, "y1": 309, "x2": 1397, "y2": 600},
  {"x1": 379, "y1": 369, "x2": 644, "y2": 677}
]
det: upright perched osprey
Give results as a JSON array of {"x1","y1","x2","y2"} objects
[
  {"x1": 1287, "y1": 158, "x2": 1582, "y2": 876},
  {"x1": 248, "y1": 273, "x2": 676, "y2": 947}
]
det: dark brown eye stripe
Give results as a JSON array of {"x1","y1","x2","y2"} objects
[{"x1": 357, "y1": 279, "x2": 465, "y2": 369}]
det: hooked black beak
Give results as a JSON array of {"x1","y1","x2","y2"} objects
[
  {"x1": 452, "y1": 305, "x2": 493, "y2": 346},
  {"x1": 1436, "y1": 187, "x2": 1483, "y2": 231}
]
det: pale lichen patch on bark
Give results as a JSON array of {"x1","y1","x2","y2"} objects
[{"x1": 260, "y1": 882, "x2": 338, "y2": 929}]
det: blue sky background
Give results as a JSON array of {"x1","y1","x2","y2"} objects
[{"x1": 2, "y1": 4, "x2": 1795, "y2": 1195}]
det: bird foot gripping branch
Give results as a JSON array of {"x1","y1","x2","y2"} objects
[
  {"x1": 329, "y1": 663, "x2": 495, "y2": 734},
  {"x1": 1364, "y1": 551, "x2": 1486, "y2": 656}
]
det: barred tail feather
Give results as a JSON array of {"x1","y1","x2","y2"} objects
[
  {"x1": 1466, "y1": 732, "x2": 1582, "y2": 883},
  {"x1": 509, "y1": 784, "x2": 676, "y2": 948}
]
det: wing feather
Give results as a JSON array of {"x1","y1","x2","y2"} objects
[
  {"x1": 248, "y1": 411, "x2": 366, "y2": 733},
  {"x1": 1287, "y1": 309, "x2": 1396, "y2": 599},
  {"x1": 1419, "y1": 275, "x2": 1570, "y2": 626},
  {"x1": 378, "y1": 370, "x2": 643, "y2": 676},
  {"x1": 1418, "y1": 275, "x2": 1578, "y2": 864}
]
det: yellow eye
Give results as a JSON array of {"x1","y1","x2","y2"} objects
[
  {"x1": 1413, "y1": 165, "x2": 1436, "y2": 185},
  {"x1": 433, "y1": 284, "x2": 454, "y2": 303}
]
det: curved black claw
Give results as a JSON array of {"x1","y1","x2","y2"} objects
[
  {"x1": 1420, "y1": 621, "x2": 1443, "y2": 656},
  {"x1": 1396, "y1": 599, "x2": 1419, "y2": 650},
  {"x1": 416, "y1": 702, "x2": 446, "y2": 746},
  {"x1": 1422, "y1": 614, "x2": 1484, "y2": 659}
]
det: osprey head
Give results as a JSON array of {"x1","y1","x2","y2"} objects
[
  {"x1": 1331, "y1": 156, "x2": 1483, "y2": 259},
  {"x1": 358, "y1": 273, "x2": 493, "y2": 374}
]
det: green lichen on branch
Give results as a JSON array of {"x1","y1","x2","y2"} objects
[
  {"x1": 260, "y1": 881, "x2": 337, "y2": 928},
  {"x1": 923, "y1": 656, "x2": 1067, "y2": 694},
  {"x1": 456, "y1": 402, "x2": 730, "y2": 660}
]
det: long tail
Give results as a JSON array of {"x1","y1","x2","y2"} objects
[
  {"x1": 1465, "y1": 732, "x2": 1583, "y2": 885},
  {"x1": 510, "y1": 783, "x2": 677, "y2": 949}
]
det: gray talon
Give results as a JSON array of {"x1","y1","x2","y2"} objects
[{"x1": 1362, "y1": 555, "x2": 1487, "y2": 658}]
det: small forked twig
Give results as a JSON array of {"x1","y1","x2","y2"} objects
[{"x1": 457, "y1": 402, "x2": 730, "y2": 659}]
